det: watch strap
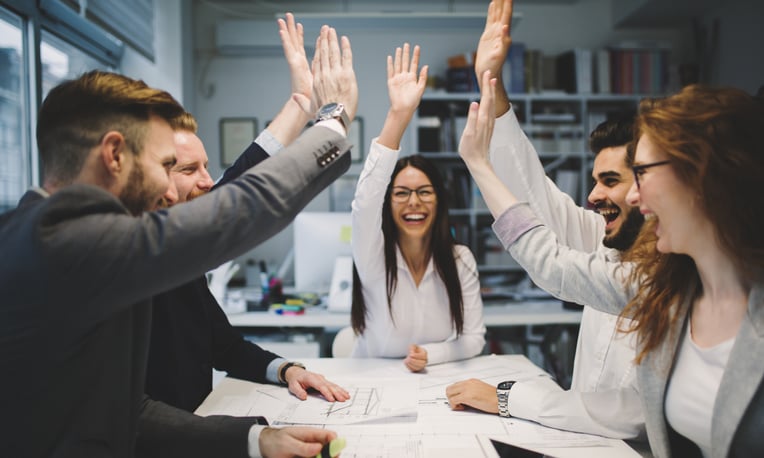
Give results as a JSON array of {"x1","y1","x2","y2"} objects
[{"x1": 278, "y1": 361, "x2": 306, "y2": 384}]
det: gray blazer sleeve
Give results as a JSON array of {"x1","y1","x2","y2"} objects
[
  {"x1": 38, "y1": 124, "x2": 351, "y2": 327},
  {"x1": 135, "y1": 396, "x2": 259, "y2": 458}
]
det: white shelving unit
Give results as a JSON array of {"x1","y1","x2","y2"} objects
[{"x1": 412, "y1": 91, "x2": 647, "y2": 296}]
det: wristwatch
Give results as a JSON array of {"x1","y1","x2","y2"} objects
[
  {"x1": 279, "y1": 361, "x2": 306, "y2": 384},
  {"x1": 316, "y1": 102, "x2": 350, "y2": 131},
  {"x1": 497, "y1": 380, "x2": 515, "y2": 418}
]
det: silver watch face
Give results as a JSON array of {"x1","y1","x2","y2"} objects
[{"x1": 318, "y1": 102, "x2": 340, "y2": 118}]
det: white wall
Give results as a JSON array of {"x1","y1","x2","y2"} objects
[
  {"x1": 121, "y1": 0, "x2": 185, "y2": 104},
  {"x1": 188, "y1": 0, "x2": 693, "y2": 279},
  {"x1": 705, "y1": 0, "x2": 764, "y2": 93}
]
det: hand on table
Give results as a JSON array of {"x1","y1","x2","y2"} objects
[
  {"x1": 445, "y1": 378, "x2": 499, "y2": 414},
  {"x1": 404, "y1": 344, "x2": 428, "y2": 372},
  {"x1": 259, "y1": 426, "x2": 336, "y2": 458},
  {"x1": 285, "y1": 366, "x2": 351, "y2": 402}
]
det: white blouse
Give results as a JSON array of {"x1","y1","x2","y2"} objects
[
  {"x1": 350, "y1": 138, "x2": 486, "y2": 365},
  {"x1": 665, "y1": 324, "x2": 735, "y2": 457}
]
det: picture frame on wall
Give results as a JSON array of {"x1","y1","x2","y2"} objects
[
  {"x1": 220, "y1": 117, "x2": 258, "y2": 166},
  {"x1": 348, "y1": 117, "x2": 364, "y2": 163}
]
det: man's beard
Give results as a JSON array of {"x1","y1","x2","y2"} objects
[
  {"x1": 186, "y1": 187, "x2": 208, "y2": 201},
  {"x1": 603, "y1": 206, "x2": 644, "y2": 252},
  {"x1": 119, "y1": 163, "x2": 155, "y2": 215}
]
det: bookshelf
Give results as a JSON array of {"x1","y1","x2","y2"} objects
[{"x1": 412, "y1": 91, "x2": 646, "y2": 298}]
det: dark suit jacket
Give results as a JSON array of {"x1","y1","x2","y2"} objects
[
  {"x1": 0, "y1": 125, "x2": 350, "y2": 458},
  {"x1": 145, "y1": 141, "x2": 280, "y2": 413}
]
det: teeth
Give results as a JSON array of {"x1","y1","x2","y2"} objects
[
  {"x1": 404, "y1": 214, "x2": 425, "y2": 221},
  {"x1": 645, "y1": 213, "x2": 655, "y2": 221}
]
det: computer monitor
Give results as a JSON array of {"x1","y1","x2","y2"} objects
[{"x1": 293, "y1": 211, "x2": 352, "y2": 294}]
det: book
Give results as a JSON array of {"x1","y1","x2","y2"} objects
[
  {"x1": 505, "y1": 42, "x2": 526, "y2": 94},
  {"x1": 556, "y1": 48, "x2": 592, "y2": 94}
]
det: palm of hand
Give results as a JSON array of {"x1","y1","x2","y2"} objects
[
  {"x1": 289, "y1": 55, "x2": 312, "y2": 99},
  {"x1": 388, "y1": 74, "x2": 424, "y2": 113},
  {"x1": 476, "y1": 27, "x2": 510, "y2": 78}
]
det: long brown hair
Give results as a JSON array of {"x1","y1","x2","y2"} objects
[
  {"x1": 622, "y1": 85, "x2": 764, "y2": 362},
  {"x1": 352, "y1": 155, "x2": 465, "y2": 336}
]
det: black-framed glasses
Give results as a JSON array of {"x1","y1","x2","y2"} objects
[
  {"x1": 631, "y1": 160, "x2": 671, "y2": 189},
  {"x1": 391, "y1": 185, "x2": 436, "y2": 203}
]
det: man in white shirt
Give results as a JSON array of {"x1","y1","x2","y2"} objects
[{"x1": 446, "y1": 0, "x2": 645, "y2": 441}]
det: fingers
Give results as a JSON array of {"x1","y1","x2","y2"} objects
[
  {"x1": 418, "y1": 65, "x2": 429, "y2": 89},
  {"x1": 341, "y1": 35, "x2": 353, "y2": 71},
  {"x1": 402, "y1": 42, "x2": 410, "y2": 73},
  {"x1": 410, "y1": 45, "x2": 420, "y2": 74},
  {"x1": 387, "y1": 55, "x2": 394, "y2": 81},
  {"x1": 503, "y1": 0, "x2": 514, "y2": 35}
]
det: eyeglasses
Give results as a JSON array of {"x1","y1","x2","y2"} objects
[
  {"x1": 391, "y1": 185, "x2": 436, "y2": 203},
  {"x1": 631, "y1": 160, "x2": 671, "y2": 189}
]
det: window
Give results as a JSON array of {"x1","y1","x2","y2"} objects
[
  {"x1": 41, "y1": 30, "x2": 110, "y2": 97},
  {"x1": 0, "y1": 7, "x2": 27, "y2": 212},
  {"x1": 0, "y1": 0, "x2": 122, "y2": 214}
]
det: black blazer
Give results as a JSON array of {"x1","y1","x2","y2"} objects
[{"x1": 145, "y1": 141, "x2": 280, "y2": 413}]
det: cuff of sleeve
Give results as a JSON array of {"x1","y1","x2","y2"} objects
[
  {"x1": 266, "y1": 358, "x2": 287, "y2": 384},
  {"x1": 316, "y1": 118, "x2": 347, "y2": 136},
  {"x1": 255, "y1": 130, "x2": 284, "y2": 156},
  {"x1": 492, "y1": 203, "x2": 543, "y2": 251},
  {"x1": 507, "y1": 378, "x2": 559, "y2": 420},
  {"x1": 247, "y1": 425, "x2": 268, "y2": 458}
]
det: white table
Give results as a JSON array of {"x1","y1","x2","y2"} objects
[
  {"x1": 197, "y1": 356, "x2": 640, "y2": 458},
  {"x1": 226, "y1": 300, "x2": 582, "y2": 330}
]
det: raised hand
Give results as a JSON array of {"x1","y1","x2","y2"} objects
[
  {"x1": 459, "y1": 70, "x2": 497, "y2": 169},
  {"x1": 475, "y1": 0, "x2": 513, "y2": 116},
  {"x1": 387, "y1": 43, "x2": 428, "y2": 117},
  {"x1": 278, "y1": 12, "x2": 312, "y2": 102},
  {"x1": 377, "y1": 43, "x2": 428, "y2": 150},
  {"x1": 303, "y1": 25, "x2": 358, "y2": 123}
]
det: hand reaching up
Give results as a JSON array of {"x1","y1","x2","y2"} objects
[
  {"x1": 278, "y1": 12, "x2": 312, "y2": 103},
  {"x1": 377, "y1": 43, "x2": 428, "y2": 150},
  {"x1": 295, "y1": 25, "x2": 358, "y2": 124},
  {"x1": 475, "y1": 0, "x2": 513, "y2": 116},
  {"x1": 387, "y1": 43, "x2": 428, "y2": 117},
  {"x1": 459, "y1": 70, "x2": 497, "y2": 170}
]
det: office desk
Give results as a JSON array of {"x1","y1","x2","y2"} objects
[
  {"x1": 226, "y1": 300, "x2": 583, "y2": 331},
  {"x1": 197, "y1": 356, "x2": 639, "y2": 458}
]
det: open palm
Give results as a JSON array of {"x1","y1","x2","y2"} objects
[
  {"x1": 475, "y1": 0, "x2": 513, "y2": 84},
  {"x1": 387, "y1": 43, "x2": 428, "y2": 115}
]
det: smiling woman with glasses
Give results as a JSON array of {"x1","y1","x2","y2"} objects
[{"x1": 349, "y1": 43, "x2": 486, "y2": 372}]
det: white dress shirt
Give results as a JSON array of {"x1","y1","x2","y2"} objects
[
  {"x1": 490, "y1": 108, "x2": 644, "y2": 439},
  {"x1": 350, "y1": 139, "x2": 486, "y2": 365}
]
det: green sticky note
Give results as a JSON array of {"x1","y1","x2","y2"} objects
[{"x1": 339, "y1": 225, "x2": 352, "y2": 244}]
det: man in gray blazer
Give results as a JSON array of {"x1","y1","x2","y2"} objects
[{"x1": 0, "y1": 26, "x2": 358, "y2": 458}]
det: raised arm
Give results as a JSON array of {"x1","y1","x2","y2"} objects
[
  {"x1": 475, "y1": 0, "x2": 603, "y2": 251},
  {"x1": 474, "y1": 0, "x2": 513, "y2": 117},
  {"x1": 352, "y1": 44, "x2": 428, "y2": 278},
  {"x1": 378, "y1": 43, "x2": 428, "y2": 149},
  {"x1": 261, "y1": 12, "x2": 314, "y2": 147}
]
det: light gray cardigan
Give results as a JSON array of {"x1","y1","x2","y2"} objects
[{"x1": 493, "y1": 203, "x2": 764, "y2": 458}]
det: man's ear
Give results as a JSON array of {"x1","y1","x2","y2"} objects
[{"x1": 99, "y1": 131, "x2": 129, "y2": 177}]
